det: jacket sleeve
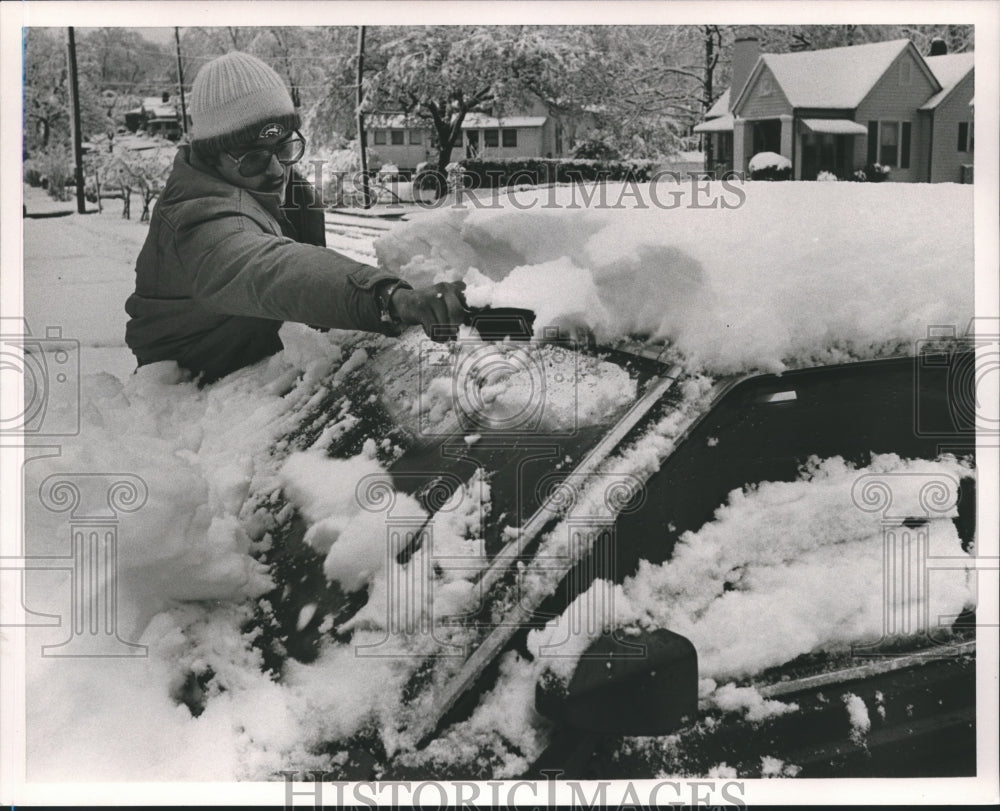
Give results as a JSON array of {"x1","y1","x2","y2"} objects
[{"x1": 174, "y1": 198, "x2": 399, "y2": 333}]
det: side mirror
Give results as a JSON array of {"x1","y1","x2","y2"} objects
[{"x1": 535, "y1": 628, "x2": 698, "y2": 736}]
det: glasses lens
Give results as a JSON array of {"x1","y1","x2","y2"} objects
[
  {"x1": 237, "y1": 149, "x2": 273, "y2": 177},
  {"x1": 234, "y1": 134, "x2": 306, "y2": 177},
  {"x1": 275, "y1": 136, "x2": 306, "y2": 165}
]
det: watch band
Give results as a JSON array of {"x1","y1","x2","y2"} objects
[{"x1": 377, "y1": 279, "x2": 412, "y2": 325}]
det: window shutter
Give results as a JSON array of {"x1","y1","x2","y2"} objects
[
  {"x1": 958, "y1": 122, "x2": 969, "y2": 152},
  {"x1": 867, "y1": 121, "x2": 878, "y2": 164},
  {"x1": 901, "y1": 122, "x2": 911, "y2": 169}
]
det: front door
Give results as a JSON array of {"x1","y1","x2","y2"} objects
[
  {"x1": 751, "y1": 119, "x2": 782, "y2": 155},
  {"x1": 801, "y1": 132, "x2": 852, "y2": 180}
]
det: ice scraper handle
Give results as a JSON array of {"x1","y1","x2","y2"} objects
[
  {"x1": 388, "y1": 281, "x2": 468, "y2": 342},
  {"x1": 464, "y1": 305, "x2": 537, "y2": 342}
]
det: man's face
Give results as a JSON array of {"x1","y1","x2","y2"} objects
[{"x1": 214, "y1": 131, "x2": 292, "y2": 200}]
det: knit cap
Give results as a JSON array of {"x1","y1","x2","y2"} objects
[{"x1": 189, "y1": 51, "x2": 300, "y2": 155}]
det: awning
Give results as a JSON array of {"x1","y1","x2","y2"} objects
[
  {"x1": 693, "y1": 113, "x2": 734, "y2": 133},
  {"x1": 800, "y1": 118, "x2": 868, "y2": 136}
]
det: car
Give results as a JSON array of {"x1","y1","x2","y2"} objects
[{"x1": 244, "y1": 322, "x2": 978, "y2": 780}]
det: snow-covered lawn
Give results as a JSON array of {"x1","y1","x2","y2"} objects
[{"x1": 15, "y1": 179, "x2": 978, "y2": 781}]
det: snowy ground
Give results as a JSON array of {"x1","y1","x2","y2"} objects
[{"x1": 14, "y1": 179, "x2": 981, "y2": 782}]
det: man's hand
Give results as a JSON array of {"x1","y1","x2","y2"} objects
[{"x1": 390, "y1": 281, "x2": 468, "y2": 342}]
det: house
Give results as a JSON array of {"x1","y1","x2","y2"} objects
[
  {"x1": 694, "y1": 37, "x2": 974, "y2": 182},
  {"x1": 365, "y1": 97, "x2": 596, "y2": 175},
  {"x1": 124, "y1": 93, "x2": 186, "y2": 141}
]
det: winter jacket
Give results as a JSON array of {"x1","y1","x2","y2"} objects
[{"x1": 125, "y1": 146, "x2": 399, "y2": 383}]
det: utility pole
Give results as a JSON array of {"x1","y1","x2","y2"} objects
[
  {"x1": 66, "y1": 27, "x2": 87, "y2": 214},
  {"x1": 355, "y1": 25, "x2": 372, "y2": 209},
  {"x1": 703, "y1": 26, "x2": 716, "y2": 174},
  {"x1": 174, "y1": 27, "x2": 188, "y2": 135}
]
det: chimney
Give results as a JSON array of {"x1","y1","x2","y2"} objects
[
  {"x1": 730, "y1": 37, "x2": 760, "y2": 111},
  {"x1": 929, "y1": 37, "x2": 947, "y2": 56}
]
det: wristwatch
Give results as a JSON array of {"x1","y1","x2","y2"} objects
[{"x1": 375, "y1": 279, "x2": 412, "y2": 325}]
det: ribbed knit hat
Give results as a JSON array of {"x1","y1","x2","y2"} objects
[{"x1": 189, "y1": 51, "x2": 300, "y2": 155}]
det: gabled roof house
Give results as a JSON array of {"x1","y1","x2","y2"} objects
[{"x1": 695, "y1": 38, "x2": 974, "y2": 182}]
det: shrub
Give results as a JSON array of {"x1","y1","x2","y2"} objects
[
  {"x1": 307, "y1": 145, "x2": 384, "y2": 207},
  {"x1": 23, "y1": 161, "x2": 44, "y2": 187},
  {"x1": 573, "y1": 138, "x2": 622, "y2": 161},
  {"x1": 27, "y1": 145, "x2": 75, "y2": 201},
  {"x1": 413, "y1": 164, "x2": 446, "y2": 195},
  {"x1": 816, "y1": 170, "x2": 839, "y2": 182},
  {"x1": 748, "y1": 152, "x2": 792, "y2": 181},
  {"x1": 850, "y1": 163, "x2": 890, "y2": 183}
]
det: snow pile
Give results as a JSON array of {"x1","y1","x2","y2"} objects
[
  {"x1": 843, "y1": 692, "x2": 872, "y2": 745},
  {"x1": 18, "y1": 323, "x2": 457, "y2": 778},
  {"x1": 761, "y1": 755, "x2": 802, "y2": 777},
  {"x1": 378, "y1": 182, "x2": 973, "y2": 373},
  {"x1": 704, "y1": 682, "x2": 799, "y2": 723},
  {"x1": 22, "y1": 349, "x2": 342, "y2": 779},
  {"x1": 382, "y1": 327, "x2": 637, "y2": 434},
  {"x1": 527, "y1": 453, "x2": 974, "y2": 683},
  {"x1": 279, "y1": 449, "x2": 415, "y2": 591},
  {"x1": 278, "y1": 445, "x2": 491, "y2": 630},
  {"x1": 748, "y1": 151, "x2": 792, "y2": 173}
]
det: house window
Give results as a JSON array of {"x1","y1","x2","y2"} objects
[
  {"x1": 484, "y1": 129, "x2": 499, "y2": 148},
  {"x1": 502, "y1": 128, "x2": 518, "y2": 148},
  {"x1": 869, "y1": 121, "x2": 911, "y2": 169},
  {"x1": 958, "y1": 122, "x2": 970, "y2": 152},
  {"x1": 391, "y1": 130, "x2": 405, "y2": 146},
  {"x1": 409, "y1": 130, "x2": 422, "y2": 145},
  {"x1": 373, "y1": 130, "x2": 386, "y2": 145},
  {"x1": 759, "y1": 73, "x2": 773, "y2": 96},
  {"x1": 465, "y1": 130, "x2": 479, "y2": 156},
  {"x1": 899, "y1": 59, "x2": 912, "y2": 85},
  {"x1": 879, "y1": 121, "x2": 898, "y2": 167}
]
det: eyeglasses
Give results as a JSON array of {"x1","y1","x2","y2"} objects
[{"x1": 225, "y1": 131, "x2": 306, "y2": 177}]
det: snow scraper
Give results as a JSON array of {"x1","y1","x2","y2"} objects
[{"x1": 464, "y1": 304, "x2": 536, "y2": 342}]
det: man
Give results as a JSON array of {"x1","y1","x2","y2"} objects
[{"x1": 125, "y1": 51, "x2": 466, "y2": 384}]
